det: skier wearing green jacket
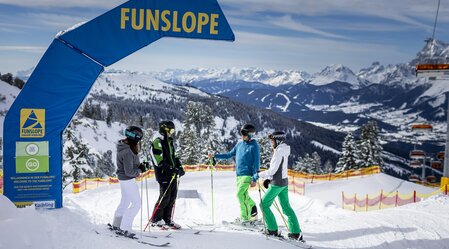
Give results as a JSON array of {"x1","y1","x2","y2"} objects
[
  {"x1": 258, "y1": 131, "x2": 303, "y2": 240},
  {"x1": 209, "y1": 124, "x2": 260, "y2": 224}
]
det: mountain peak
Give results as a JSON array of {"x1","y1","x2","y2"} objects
[
  {"x1": 153, "y1": 67, "x2": 310, "y2": 87},
  {"x1": 410, "y1": 39, "x2": 449, "y2": 66},
  {"x1": 309, "y1": 64, "x2": 362, "y2": 88}
]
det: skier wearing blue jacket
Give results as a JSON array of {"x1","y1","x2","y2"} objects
[{"x1": 209, "y1": 124, "x2": 260, "y2": 224}]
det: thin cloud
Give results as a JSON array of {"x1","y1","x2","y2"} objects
[
  {"x1": 0, "y1": 0, "x2": 123, "y2": 8},
  {"x1": 268, "y1": 15, "x2": 347, "y2": 39},
  {"x1": 0, "y1": 46, "x2": 46, "y2": 53}
]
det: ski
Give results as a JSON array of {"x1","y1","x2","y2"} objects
[
  {"x1": 95, "y1": 229, "x2": 170, "y2": 247},
  {"x1": 221, "y1": 220, "x2": 263, "y2": 232},
  {"x1": 267, "y1": 235, "x2": 312, "y2": 249},
  {"x1": 107, "y1": 223, "x2": 159, "y2": 238}
]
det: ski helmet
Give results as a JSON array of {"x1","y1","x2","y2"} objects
[
  {"x1": 268, "y1": 131, "x2": 286, "y2": 148},
  {"x1": 159, "y1": 120, "x2": 175, "y2": 136},
  {"x1": 240, "y1": 124, "x2": 256, "y2": 138},
  {"x1": 124, "y1": 126, "x2": 143, "y2": 144}
]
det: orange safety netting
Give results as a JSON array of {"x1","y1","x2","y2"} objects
[
  {"x1": 288, "y1": 166, "x2": 381, "y2": 183},
  {"x1": 342, "y1": 185, "x2": 448, "y2": 212}
]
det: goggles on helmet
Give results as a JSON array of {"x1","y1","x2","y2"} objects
[
  {"x1": 125, "y1": 130, "x2": 143, "y2": 141},
  {"x1": 165, "y1": 128, "x2": 175, "y2": 134}
]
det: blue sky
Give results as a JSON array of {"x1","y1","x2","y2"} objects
[{"x1": 1, "y1": 0, "x2": 449, "y2": 75}]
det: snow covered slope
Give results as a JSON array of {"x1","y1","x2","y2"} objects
[{"x1": 1, "y1": 171, "x2": 448, "y2": 249}]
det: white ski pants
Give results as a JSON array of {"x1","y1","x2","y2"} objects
[{"x1": 114, "y1": 179, "x2": 141, "y2": 231}]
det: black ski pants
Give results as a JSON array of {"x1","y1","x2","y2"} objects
[{"x1": 152, "y1": 179, "x2": 178, "y2": 224}]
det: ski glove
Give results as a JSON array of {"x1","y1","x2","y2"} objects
[
  {"x1": 263, "y1": 179, "x2": 271, "y2": 189},
  {"x1": 252, "y1": 173, "x2": 259, "y2": 182},
  {"x1": 174, "y1": 167, "x2": 185, "y2": 177},
  {"x1": 138, "y1": 162, "x2": 149, "y2": 172}
]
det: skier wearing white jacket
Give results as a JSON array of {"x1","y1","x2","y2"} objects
[{"x1": 258, "y1": 131, "x2": 303, "y2": 241}]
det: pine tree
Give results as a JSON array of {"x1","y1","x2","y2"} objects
[
  {"x1": 294, "y1": 153, "x2": 314, "y2": 173},
  {"x1": 96, "y1": 150, "x2": 115, "y2": 176},
  {"x1": 324, "y1": 159, "x2": 333, "y2": 173},
  {"x1": 335, "y1": 132, "x2": 358, "y2": 173},
  {"x1": 311, "y1": 152, "x2": 324, "y2": 174},
  {"x1": 106, "y1": 106, "x2": 113, "y2": 127},
  {"x1": 356, "y1": 121, "x2": 383, "y2": 168},
  {"x1": 178, "y1": 101, "x2": 219, "y2": 165},
  {"x1": 140, "y1": 128, "x2": 155, "y2": 166},
  {"x1": 259, "y1": 136, "x2": 272, "y2": 169},
  {"x1": 63, "y1": 119, "x2": 92, "y2": 183}
]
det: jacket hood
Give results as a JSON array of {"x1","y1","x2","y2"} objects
[
  {"x1": 117, "y1": 140, "x2": 131, "y2": 153},
  {"x1": 276, "y1": 143, "x2": 290, "y2": 155}
]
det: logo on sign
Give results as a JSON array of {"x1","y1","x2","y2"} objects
[
  {"x1": 34, "y1": 200, "x2": 55, "y2": 209},
  {"x1": 20, "y1": 109, "x2": 45, "y2": 138}
]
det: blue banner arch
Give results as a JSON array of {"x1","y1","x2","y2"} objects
[{"x1": 3, "y1": 0, "x2": 234, "y2": 208}]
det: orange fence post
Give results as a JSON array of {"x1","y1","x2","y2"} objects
[
  {"x1": 328, "y1": 173, "x2": 331, "y2": 181},
  {"x1": 292, "y1": 176, "x2": 295, "y2": 194},
  {"x1": 311, "y1": 175, "x2": 314, "y2": 184},
  {"x1": 446, "y1": 184, "x2": 448, "y2": 195},
  {"x1": 353, "y1": 194, "x2": 356, "y2": 211},
  {"x1": 395, "y1": 191, "x2": 398, "y2": 207},
  {"x1": 342, "y1": 192, "x2": 344, "y2": 209},
  {"x1": 379, "y1": 189, "x2": 383, "y2": 210},
  {"x1": 413, "y1": 190, "x2": 416, "y2": 203},
  {"x1": 366, "y1": 194, "x2": 368, "y2": 212}
]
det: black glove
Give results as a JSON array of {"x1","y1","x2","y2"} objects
[
  {"x1": 175, "y1": 157, "x2": 182, "y2": 168},
  {"x1": 173, "y1": 167, "x2": 185, "y2": 177},
  {"x1": 178, "y1": 167, "x2": 185, "y2": 177},
  {"x1": 263, "y1": 179, "x2": 271, "y2": 189},
  {"x1": 138, "y1": 162, "x2": 149, "y2": 172}
]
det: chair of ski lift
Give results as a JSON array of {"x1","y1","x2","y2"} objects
[
  {"x1": 409, "y1": 150, "x2": 426, "y2": 159},
  {"x1": 411, "y1": 124, "x2": 433, "y2": 132},
  {"x1": 426, "y1": 175, "x2": 437, "y2": 183},
  {"x1": 409, "y1": 160, "x2": 422, "y2": 169},
  {"x1": 409, "y1": 174, "x2": 420, "y2": 182},
  {"x1": 437, "y1": 151, "x2": 445, "y2": 161},
  {"x1": 431, "y1": 160, "x2": 443, "y2": 169},
  {"x1": 416, "y1": 63, "x2": 449, "y2": 80}
]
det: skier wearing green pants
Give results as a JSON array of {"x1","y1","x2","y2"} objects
[
  {"x1": 258, "y1": 131, "x2": 303, "y2": 241},
  {"x1": 209, "y1": 124, "x2": 260, "y2": 224}
]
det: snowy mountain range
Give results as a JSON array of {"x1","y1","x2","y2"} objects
[{"x1": 154, "y1": 39, "x2": 449, "y2": 155}]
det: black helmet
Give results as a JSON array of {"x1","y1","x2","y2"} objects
[
  {"x1": 124, "y1": 126, "x2": 143, "y2": 144},
  {"x1": 159, "y1": 120, "x2": 175, "y2": 136},
  {"x1": 240, "y1": 123, "x2": 256, "y2": 137},
  {"x1": 268, "y1": 131, "x2": 286, "y2": 148}
]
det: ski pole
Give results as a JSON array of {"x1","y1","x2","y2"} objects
[
  {"x1": 144, "y1": 174, "x2": 177, "y2": 231},
  {"x1": 210, "y1": 157, "x2": 216, "y2": 224},
  {"x1": 145, "y1": 174, "x2": 150, "y2": 231},
  {"x1": 140, "y1": 173, "x2": 144, "y2": 237},
  {"x1": 257, "y1": 181, "x2": 268, "y2": 239},
  {"x1": 171, "y1": 176, "x2": 180, "y2": 222}
]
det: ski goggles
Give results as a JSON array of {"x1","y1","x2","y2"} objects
[
  {"x1": 241, "y1": 130, "x2": 255, "y2": 137},
  {"x1": 165, "y1": 128, "x2": 175, "y2": 134},
  {"x1": 125, "y1": 130, "x2": 143, "y2": 141}
]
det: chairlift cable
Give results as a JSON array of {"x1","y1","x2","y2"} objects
[{"x1": 431, "y1": 0, "x2": 441, "y2": 41}]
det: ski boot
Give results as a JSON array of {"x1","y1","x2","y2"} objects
[
  {"x1": 151, "y1": 220, "x2": 166, "y2": 228},
  {"x1": 265, "y1": 229, "x2": 281, "y2": 237},
  {"x1": 166, "y1": 221, "x2": 182, "y2": 230},
  {"x1": 288, "y1": 233, "x2": 305, "y2": 242},
  {"x1": 116, "y1": 229, "x2": 136, "y2": 238}
]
